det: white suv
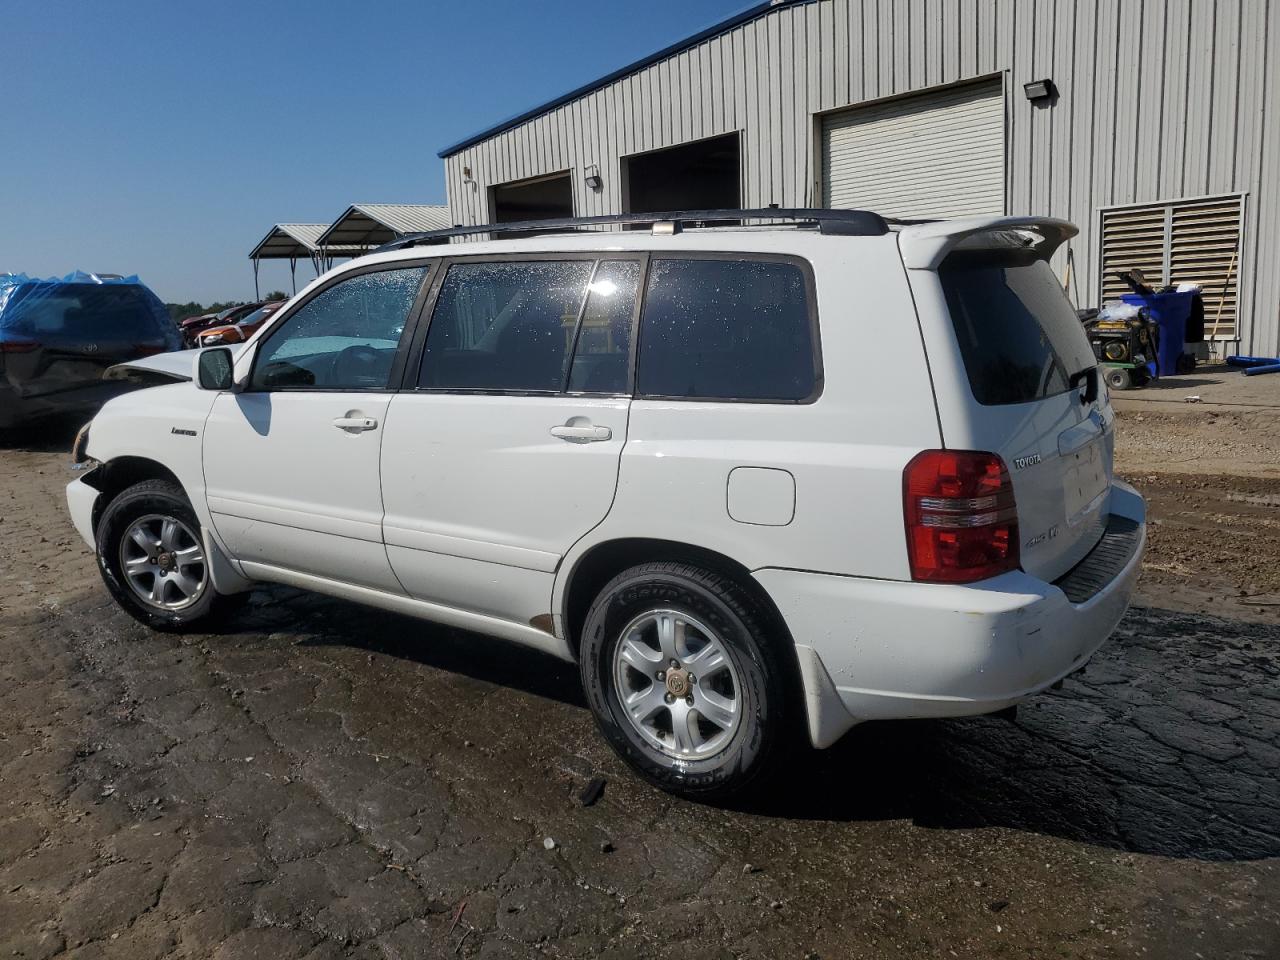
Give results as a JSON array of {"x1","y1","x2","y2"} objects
[{"x1": 66, "y1": 209, "x2": 1145, "y2": 798}]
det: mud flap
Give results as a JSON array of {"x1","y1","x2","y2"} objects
[
  {"x1": 203, "y1": 527, "x2": 254, "y2": 595},
  {"x1": 795, "y1": 643, "x2": 859, "y2": 749}
]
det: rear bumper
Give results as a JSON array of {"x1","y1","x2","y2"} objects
[
  {"x1": 0, "y1": 380, "x2": 131, "y2": 427},
  {"x1": 757, "y1": 481, "x2": 1146, "y2": 748},
  {"x1": 0, "y1": 386, "x2": 17, "y2": 429}
]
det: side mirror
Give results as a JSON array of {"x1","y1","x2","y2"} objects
[{"x1": 196, "y1": 347, "x2": 235, "y2": 391}]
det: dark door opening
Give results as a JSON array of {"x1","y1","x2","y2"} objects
[
  {"x1": 491, "y1": 173, "x2": 573, "y2": 235},
  {"x1": 623, "y1": 133, "x2": 741, "y2": 217}
]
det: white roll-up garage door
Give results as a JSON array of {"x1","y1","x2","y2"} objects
[{"x1": 822, "y1": 79, "x2": 1005, "y2": 219}]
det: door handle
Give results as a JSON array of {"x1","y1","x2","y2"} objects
[
  {"x1": 333, "y1": 416, "x2": 378, "y2": 432},
  {"x1": 550, "y1": 423, "x2": 612, "y2": 443},
  {"x1": 1058, "y1": 411, "x2": 1103, "y2": 456}
]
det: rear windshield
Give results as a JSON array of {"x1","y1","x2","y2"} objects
[
  {"x1": 0, "y1": 284, "x2": 169, "y2": 342},
  {"x1": 939, "y1": 250, "x2": 1094, "y2": 406}
]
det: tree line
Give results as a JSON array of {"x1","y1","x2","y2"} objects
[{"x1": 166, "y1": 292, "x2": 288, "y2": 323}]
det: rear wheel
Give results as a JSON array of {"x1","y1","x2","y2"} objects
[
  {"x1": 578, "y1": 562, "x2": 791, "y2": 799},
  {"x1": 95, "y1": 479, "x2": 242, "y2": 631}
]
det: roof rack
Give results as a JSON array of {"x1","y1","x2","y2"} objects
[{"x1": 374, "y1": 208, "x2": 889, "y2": 252}]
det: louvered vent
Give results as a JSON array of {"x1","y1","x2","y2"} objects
[
  {"x1": 1170, "y1": 198, "x2": 1242, "y2": 337},
  {"x1": 1100, "y1": 206, "x2": 1166, "y2": 302},
  {"x1": 1099, "y1": 195, "x2": 1243, "y2": 338}
]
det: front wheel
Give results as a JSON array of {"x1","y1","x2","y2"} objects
[
  {"x1": 578, "y1": 562, "x2": 792, "y2": 800},
  {"x1": 95, "y1": 479, "x2": 241, "y2": 631}
]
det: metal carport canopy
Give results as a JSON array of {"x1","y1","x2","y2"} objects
[
  {"x1": 316, "y1": 204, "x2": 452, "y2": 249},
  {"x1": 249, "y1": 223, "x2": 326, "y2": 261},
  {"x1": 247, "y1": 224, "x2": 363, "y2": 297}
]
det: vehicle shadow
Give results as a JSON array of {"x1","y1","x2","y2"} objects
[
  {"x1": 249, "y1": 587, "x2": 1279, "y2": 863},
  {"x1": 1143, "y1": 375, "x2": 1225, "y2": 390},
  {"x1": 245, "y1": 586, "x2": 586, "y2": 709},
  {"x1": 746, "y1": 603, "x2": 1280, "y2": 863}
]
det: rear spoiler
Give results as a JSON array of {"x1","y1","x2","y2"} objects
[{"x1": 897, "y1": 216, "x2": 1078, "y2": 270}]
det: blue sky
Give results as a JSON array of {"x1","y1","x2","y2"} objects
[{"x1": 0, "y1": 0, "x2": 740, "y2": 304}]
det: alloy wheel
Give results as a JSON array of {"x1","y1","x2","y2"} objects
[
  {"x1": 612, "y1": 609, "x2": 743, "y2": 760},
  {"x1": 117, "y1": 514, "x2": 208, "y2": 612}
]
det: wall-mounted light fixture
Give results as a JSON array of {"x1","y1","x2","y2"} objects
[
  {"x1": 462, "y1": 165, "x2": 477, "y2": 191},
  {"x1": 1023, "y1": 78, "x2": 1056, "y2": 103},
  {"x1": 584, "y1": 163, "x2": 602, "y2": 190}
]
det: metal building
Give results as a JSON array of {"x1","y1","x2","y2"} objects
[{"x1": 439, "y1": 0, "x2": 1279, "y2": 354}]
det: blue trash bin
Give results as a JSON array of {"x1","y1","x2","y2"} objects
[{"x1": 1121, "y1": 291, "x2": 1194, "y2": 377}]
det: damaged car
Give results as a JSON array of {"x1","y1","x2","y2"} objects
[{"x1": 0, "y1": 272, "x2": 181, "y2": 430}]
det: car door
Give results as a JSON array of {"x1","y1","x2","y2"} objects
[
  {"x1": 380, "y1": 256, "x2": 641, "y2": 624},
  {"x1": 202, "y1": 262, "x2": 432, "y2": 592}
]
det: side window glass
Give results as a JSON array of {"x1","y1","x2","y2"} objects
[
  {"x1": 567, "y1": 260, "x2": 641, "y2": 394},
  {"x1": 637, "y1": 258, "x2": 816, "y2": 401},
  {"x1": 418, "y1": 261, "x2": 592, "y2": 392},
  {"x1": 252, "y1": 266, "x2": 427, "y2": 390}
]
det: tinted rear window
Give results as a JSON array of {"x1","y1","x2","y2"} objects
[
  {"x1": 637, "y1": 258, "x2": 816, "y2": 401},
  {"x1": 1, "y1": 284, "x2": 167, "y2": 342},
  {"x1": 939, "y1": 251, "x2": 1094, "y2": 406}
]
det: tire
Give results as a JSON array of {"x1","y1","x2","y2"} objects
[
  {"x1": 578, "y1": 562, "x2": 792, "y2": 800},
  {"x1": 1105, "y1": 367, "x2": 1132, "y2": 391},
  {"x1": 95, "y1": 479, "x2": 241, "y2": 631}
]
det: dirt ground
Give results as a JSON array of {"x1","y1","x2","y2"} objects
[
  {"x1": 1113, "y1": 366, "x2": 1280, "y2": 627},
  {"x1": 1, "y1": 368, "x2": 1278, "y2": 959}
]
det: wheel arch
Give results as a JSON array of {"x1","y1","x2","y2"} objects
[
  {"x1": 83, "y1": 456, "x2": 186, "y2": 536},
  {"x1": 84, "y1": 456, "x2": 254, "y2": 597},
  {"x1": 561, "y1": 537, "x2": 802, "y2": 690}
]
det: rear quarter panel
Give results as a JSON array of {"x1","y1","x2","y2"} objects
[{"x1": 555, "y1": 234, "x2": 942, "y2": 607}]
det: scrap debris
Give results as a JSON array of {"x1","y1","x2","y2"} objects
[
  {"x1": 579, "y1": 776, "x2": 607, "y2": 807},
  {"x1": 448, "y1": 899, "x2": 467, "y2": 935}
]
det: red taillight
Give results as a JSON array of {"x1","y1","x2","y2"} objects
[
  {"x1": 903, "y1": 449, "x2": 1019, "y2": 583},
  {"x1": 0, "y1": 339, "x2": 40, "y2": 354}
]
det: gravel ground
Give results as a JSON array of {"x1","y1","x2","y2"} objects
[
  {"x1": 1112, "y1": 365, "x2": 1280, "y2": 480},
  {"x1": 1, "y1": 407, "x2": 1278, "y2": 959}
]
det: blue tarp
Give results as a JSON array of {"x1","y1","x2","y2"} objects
[{"x1": 0, "y1": 271, "x2": 180, "y2": 351}]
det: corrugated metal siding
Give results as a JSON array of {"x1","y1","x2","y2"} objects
[
  {"x1": 444, "y1": 0, "x2": 1280, "y2": 354},
  {"x1": 821, "y1": 78, "x2": 1005, "y2": 217}
]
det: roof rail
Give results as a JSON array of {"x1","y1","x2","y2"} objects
[{"x1": 373, "y1": 208, "x2": 889, "y2": 252}]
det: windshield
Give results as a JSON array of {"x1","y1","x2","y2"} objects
[{"x1": 939, "y1": 250, "x2": 1095, "y2": 406}]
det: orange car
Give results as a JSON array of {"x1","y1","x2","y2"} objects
[{"x1": 196, "y1": 301, "x2": 286, "y2": 347}]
